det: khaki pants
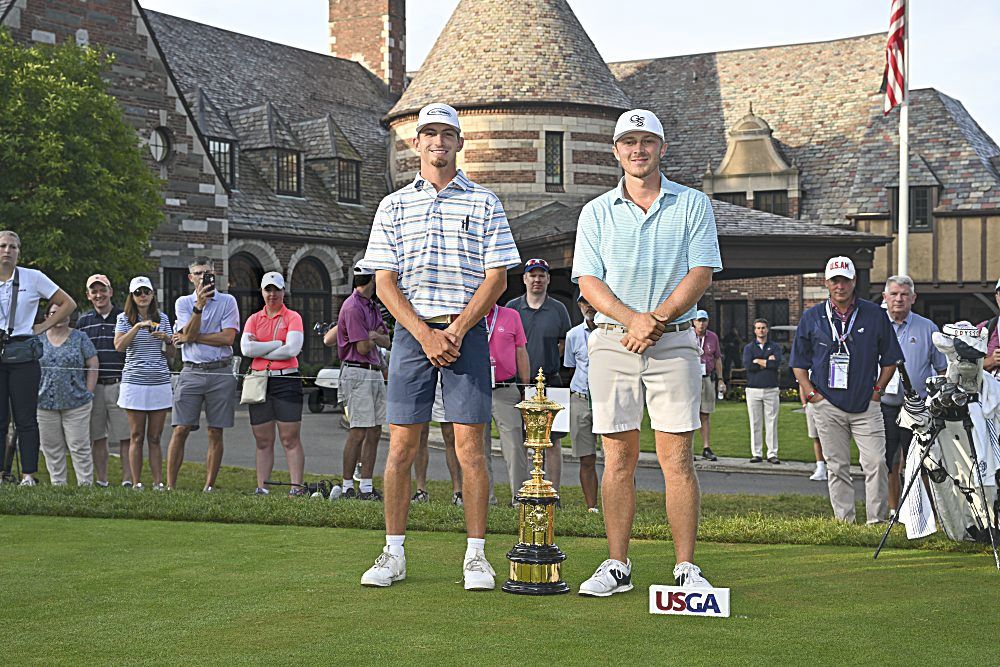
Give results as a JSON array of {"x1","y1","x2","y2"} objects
[
  {"x1": 491, "y1": 383, "x2": 528, "y2": 495},
  {"x1": 812, "y1": 399, "x2": 888, "y2": 523},
  {"x1": 38, "y1": 403, "x2": 94, "y2": 486},
  {"x1": 746, "y1": 387, "x2": 780, "y2": 458}
]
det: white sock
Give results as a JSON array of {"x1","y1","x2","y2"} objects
[
  {"x1": 466, "y1": 537, "x2": 485, "y2": 559},
  {"x1": 386, "y1": 535, "x2": 405, "y2": 557},
  {"x1": 342, "y1": 479, "x2": 355, "y2": 491},
  {"x1": 360, "y1": 478, "x2": 373, "y2": 493},
  {"x1": 817, "y1": 461, "x2": 827, "y2": 471}
]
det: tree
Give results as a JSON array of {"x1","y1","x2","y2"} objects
[{"x1": 0, "y1": 29, "x2": 163, "y2": 303}]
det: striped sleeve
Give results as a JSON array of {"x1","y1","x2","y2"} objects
[
  {"x1": 159, "y1": 312, "x2": 174, "y2": 336},
  {"x1": 571, "y1": 202, "x2": 605, "y2": 282},
  {"x1": 360, "y1": 198, "x2": 399, "y2": 273},
  {"x1": 685, "y1": 191, "x2": 723, "y2": 272},
  {"x1": 482, "y1": 195, "x2": 520, "y2": 270}
]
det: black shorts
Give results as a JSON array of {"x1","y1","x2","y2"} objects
[
  {"x1": 249, "y1": 375, "x2": 304, "y2": 425},
  {"x1": 881, "y1": 402, "x2": 912, "y2": 469}
]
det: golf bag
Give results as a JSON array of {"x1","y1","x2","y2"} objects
[{"x1": 897, "y1": 322, "x2": 1000, "y2": 546}]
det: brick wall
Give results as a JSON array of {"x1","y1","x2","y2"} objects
[{"x1": 328, "y1": 0, "x2": 405, "y2": 94}]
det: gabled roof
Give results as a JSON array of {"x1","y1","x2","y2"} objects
[
  {"x1": 849, "y1": 89, "x2": 1000, "y2": 215},
  {"x1": 292, "y1": 115, "x2": 362, "y2": 162},
  {"x1": 189, "y1": 88, "x2": 237, "y2": 141},
  {"x1": 228, "y1": 102, "x2": 302, "y2": 151},
  {"x1": 610, "y1": 34, "x2": 888, "y2": 225},
  {"x1": 387, "y1": 0, "x2": 631, "y2": 120}
]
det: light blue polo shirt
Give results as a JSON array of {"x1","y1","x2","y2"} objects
[
  {"x1": 571, "y1": 175, "x2": 722, "y2": 325},
  {"x1": 880, "y1": 310, "x2": 947, "y2": 406},
  {"x1": 563, "y1": 321, "x2": 594, "y2": 394}
]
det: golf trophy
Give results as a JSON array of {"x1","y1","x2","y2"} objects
[{"x1": 502, "y1": 370, "x2": 570, "y2": 595}]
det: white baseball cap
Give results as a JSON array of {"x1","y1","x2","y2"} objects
[
  {"x1": 613, "y1": 109, "x2": 665, "y2": 143},
  {"x1": 824, "y1": 256, "x2": 856, "y2": 280},
  {"x1": 261, "y1": 271, "x2": 285, "y2": 289},
  {"x1": 128, "y1": 276, "x2": 153, "y2": 293},
  {"x1": 354, "y1": 261, "x2": 375, "y2": 276},
  {"x1": 695, "y1": 309, "x2": 710, "y2": 320},
  {"x1": 416, "y1": 103, "x2": 461, "y2": 133}
]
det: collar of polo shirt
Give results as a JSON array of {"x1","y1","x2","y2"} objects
[
  {"x1": 612, "y1": 173, "x2": 682, "y2": 205},
  {"x1": 414, "y1": 169, "x2": 472, "y2": 192}
]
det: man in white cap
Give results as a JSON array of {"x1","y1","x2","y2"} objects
[
  {"x1": 358, "y1": 103, "x2": 520, "y2": 590},
  {"x1": 692, "y1": 308, "x2": 723, "y2": 461},
  {"x1": 332, "y1": 261, "x2": 390, "y2": 501},
  {"x1": 574, "y1": 109, "x2": 722, "y2": 596},
  {"x1": 791, "y1": 256, "x2": 903, "y2": 524}
]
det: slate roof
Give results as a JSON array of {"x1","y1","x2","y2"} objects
[
  {"x1": 292, "y1": 115, "x2": 362, "y2": 162},
  {"x1": 849, "y1": 89, "x2": 1000, "y2": 214},
  {"x1": 189, "y1": 89, "x2": 237, "y2": 141},
  {"x1": 387, "y1": 0, "x2": 631, "y2": 120},
  {"x1": 609, "y1": 34, "x2": 1000, "y2": 224},
  {"x1": 510, "y1": 199, "x2": 881, "y2": 244},
  {"x1": 145, "y1": 9, "x2": 396, "y2": 241},
  {"x1": 0, "y1": 1, "x2": 14, "y2": 23}
]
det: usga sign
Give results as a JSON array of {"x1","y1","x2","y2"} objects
[{"x1": 648, "y1": 586, "x2": 731, "y2": 618}]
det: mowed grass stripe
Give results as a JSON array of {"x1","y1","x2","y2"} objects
[{"x1": 3, "y1": 516, "x2": 996, "y2": 665}]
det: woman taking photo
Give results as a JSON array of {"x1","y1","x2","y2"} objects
[
  {"x1": 37, "y1": 303, "x2": 98, "y2": 485},
  {"x1": 114, "y1": 276, "x2": 173, "y2": 490},
  {"x1": 0, "y1": 230, "x2": 76, "y2": 487},
  {"x1": 240, "y1": 271, "x2": 305, "y2": 496}
]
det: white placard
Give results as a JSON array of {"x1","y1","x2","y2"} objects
[
  {"x1": 648, "y1": 586, "x2": 731, "y2": 618},
  {"x1": 523, "y1": 386, "x2": 571, "y2": 434}
]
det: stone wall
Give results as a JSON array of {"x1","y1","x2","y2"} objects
[{"x1": 328, "y1": 0, "x2": 405, "y2": 94}]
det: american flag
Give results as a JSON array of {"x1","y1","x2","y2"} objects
[{"x1": 883, "y1": 0, "x2": 906, "y2": 114}]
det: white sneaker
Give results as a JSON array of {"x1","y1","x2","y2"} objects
[
  {"x1": 673, "y1": 561, "x2": 712, "y2": 588},
  {"x1": 328, "y1": 484, "x2": 343, "y2": 501},
  {"x1": 809, "y1": 462, "x2": 828, "y2": 481},
  {"x1": 361, "y1": 547, "x2": 406, "y2": 587},
  {"x1": 462, "y1": 551, "x2": 496, "y2": 591},
  {"x1": 578, "y1": 558, "x2": 633, "y2": 597},
  {"x1": 19, "y1": 476, "x2": 38, "y2": 487},
  {"x1": 133, "y1": 482, "x2": 144, "y2": 491},
  {"x1": 152, "y1": 483, "x2": 166, "y2": 492},
  {"x1": 587, "y1": 507, "x2": 600, "y2": 514}
]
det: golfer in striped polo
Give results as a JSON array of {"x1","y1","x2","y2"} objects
[
  {"x1": 574, "y1": 109, "x2": 722, "y2": 596},
  {"x1": 358, "y1": 103, "x2": 521, "y2": 591}
]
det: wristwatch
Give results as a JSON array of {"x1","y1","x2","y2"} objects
[
  {"x1": 192, "y1": 305, "x2": 203, "y2": 315},
  {"x1": 874, "y1": 385, "x2": 885, "y2": 396}
]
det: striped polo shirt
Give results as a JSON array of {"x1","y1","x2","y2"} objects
[
  {"x1": 571, "y1": 175, "x2": 722, "y2": 325},
  {"x1": 77, "y1": 307, "x2": 125, "y2": 381},
  {"x1": 358, "y1": 170, "x2": 521, "y2": 319},
  {"x1": 115, "y1": 311, "x2": 174, "y2": 386}
]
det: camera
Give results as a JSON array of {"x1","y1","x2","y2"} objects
[{"x1": 202, "y1": 272, "x2": 216, "y2": 290}]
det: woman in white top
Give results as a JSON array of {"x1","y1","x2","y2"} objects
[
  {"x1": 0, "y1": 230, "x2": 76, "y2": 486},
  {"x1": 114, "y1": 276, "x2": 174, "y2": 490}
]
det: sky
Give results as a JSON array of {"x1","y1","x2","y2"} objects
[{"x1": 140, "y1": 0, "x2": 1000, "y2": 143}]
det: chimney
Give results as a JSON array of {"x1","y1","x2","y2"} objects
[{"x1": 328, "y1": 0, "x2": 406, "y2": 94}]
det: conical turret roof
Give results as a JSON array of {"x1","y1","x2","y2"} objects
[{"x1": 387, "y1": 0, "x2": 631, "y2": 120}]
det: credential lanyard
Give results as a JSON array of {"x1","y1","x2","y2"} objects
[
  {"x1": 486, "y1": 305, "x2": 499, "y2": 342},
  {"x1": 825, "y1": 300, "x2": 858, "y2": 354}
]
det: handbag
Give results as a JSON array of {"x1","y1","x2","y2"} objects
[
  {"x1": 0, "y1": 268, "x2": 44, "y2": 364},
  {"x1": 240, "y1": 367, "x2": 269, "y2": 405}
]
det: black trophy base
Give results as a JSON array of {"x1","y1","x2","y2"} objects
[
  {"x1": 501, "y1": 579, "x2": 570, "y2": 595},
  {"x1": 502, "y1": 542, "x2": 569, "y2": 595}
]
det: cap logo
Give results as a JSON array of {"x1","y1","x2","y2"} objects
[
  {"x1": 630, "y1": 114, "x2": 645, "y2": 127},
  {"x1": 426, "y1": 107, "x2": 451, "y2": 117},
  {"x1": 829, "y1": 260, "x2": 850, "y2": 270}
]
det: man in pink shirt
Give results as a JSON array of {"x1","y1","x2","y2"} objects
[
  {"x1": 486, "y1": 302, "x2": 531, "y2": 501},
  {"x1": 335, "y1": 264, "x2": 391, "y2": 500},
  {"x1": 693, "y1": 309, "x2": 724, "y2": 461}
]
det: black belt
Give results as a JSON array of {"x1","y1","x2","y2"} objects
[
  {"x1": 571, "y1": 390, "x2": 589, "y2": 399},
  {"x1": 597, "y1": 320, "x2": 692, "y2": 334},
  {"x1": 343, "y1": 361, "x2": 380, "y2": 371},
  {"x1": 96, "y1": 377, "x2": 120, "y2": 385},
  {"x1": 183, "y1": 358, "x2": 232, "y2": 370},
  {"x1": 495, "y1": 376, "x2": 516, "y2": 387}
]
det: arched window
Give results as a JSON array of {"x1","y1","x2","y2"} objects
[
  {"x1": 229, "y1": 253, "x2": 265, "y2": 327},
  {"x1": 289, "y1": 258, "x2": 332, "y2": 365}
]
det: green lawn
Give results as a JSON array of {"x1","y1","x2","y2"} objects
[{"x1": 4, "y1": 515, "x2": 996, "y2": 665}]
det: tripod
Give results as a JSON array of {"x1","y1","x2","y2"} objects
[{"x1": 1, "y1": 423, "x2": 21, "y2": 484}]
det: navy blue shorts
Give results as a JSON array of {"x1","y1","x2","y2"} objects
[{"x1": 387, "y1": 321, "x2": 491, "y2": 425}]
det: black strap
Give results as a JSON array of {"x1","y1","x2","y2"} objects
[
  {"x1": 988, "y1": 315, "x2": 999, "y2": 342},
  {"x1": 6, "y1": 267, "x2": 19, "y2": 337}
]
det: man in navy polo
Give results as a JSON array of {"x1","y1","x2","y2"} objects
[
  {"x1": 742, "y1": 318, "x2": 782, "y2": 464},
  {"x1": 791, "y1": 256, "x2": 903, "y2": 524}
]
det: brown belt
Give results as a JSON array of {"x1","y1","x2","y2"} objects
[
  {"x1": 597, "y1": 320, "x2": 692, "y2": 335},
  {"x1": 424, "y1": 314, "x2": 463, "y2": 324}
]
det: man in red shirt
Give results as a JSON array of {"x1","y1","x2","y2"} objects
[{"x1": 485, "y1": 302, "x2": 530, "y2": 501}]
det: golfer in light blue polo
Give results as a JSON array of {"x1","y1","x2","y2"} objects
[
  {"x1": 574, "y1": 109, "x2": 722, "y2": 597},
  {"x1": 357, "y1": 103, "x2": 520, "y2": 592}
]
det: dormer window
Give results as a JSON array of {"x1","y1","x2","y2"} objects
[
  {"x1": 753, "y1": 190, "x2": 789, "y2": 217},
  {"x1": 208, "y1": 138, "x2": 236, "y2": 189},
  {"x1": 338, "y1": 158, "x2": 361, "y2": 204},
  {"x1": 890, "y1": 186, "x2": 933, "y2": 232},
  {"x1": 276, "y1": 149, "x2": 301, "y2": 196}
]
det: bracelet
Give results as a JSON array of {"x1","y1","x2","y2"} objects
[
  {"x1": 192, "y1": 305, "x2": 203, "y2": 315},
  {"x1": 874, "y1": 385, "x2": 884, "y2": 396},
  {"x1": 806, "y1": 390, "x2": 816, "y2": 401}
]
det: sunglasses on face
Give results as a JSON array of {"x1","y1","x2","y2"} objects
[
  {"x1": 133, "y1": 288, "x2": 152, "y2": 296},
  {"x1": 263, "y1": 285, "x2": 283, "y2": 293}
]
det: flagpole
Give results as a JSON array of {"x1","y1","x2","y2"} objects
[{"x1": 896, "y1": 0, "x2": 909, "y2": 276}]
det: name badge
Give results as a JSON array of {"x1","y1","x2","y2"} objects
[
  {"x1": 490, "y1": 358, "x2": 496, "y2": 389},
  {"x1": 885, "y1": 370, "x2": 901, "y2": 395},
  {"x1": 828, "y1": 352, "x2": 850, "y2": 390}
]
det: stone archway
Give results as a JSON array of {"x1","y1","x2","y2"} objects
[{"x1": 287, "y1": 244, "x2": 348, "y2": 295}]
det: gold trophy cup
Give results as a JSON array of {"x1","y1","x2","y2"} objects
[{"x1": 502, "y1": 369, "x2": 570, "y2": 595}]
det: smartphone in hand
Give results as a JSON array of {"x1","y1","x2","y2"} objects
[{"x1": 202, "y1": 272, "x2": 216, "y2": 292}]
